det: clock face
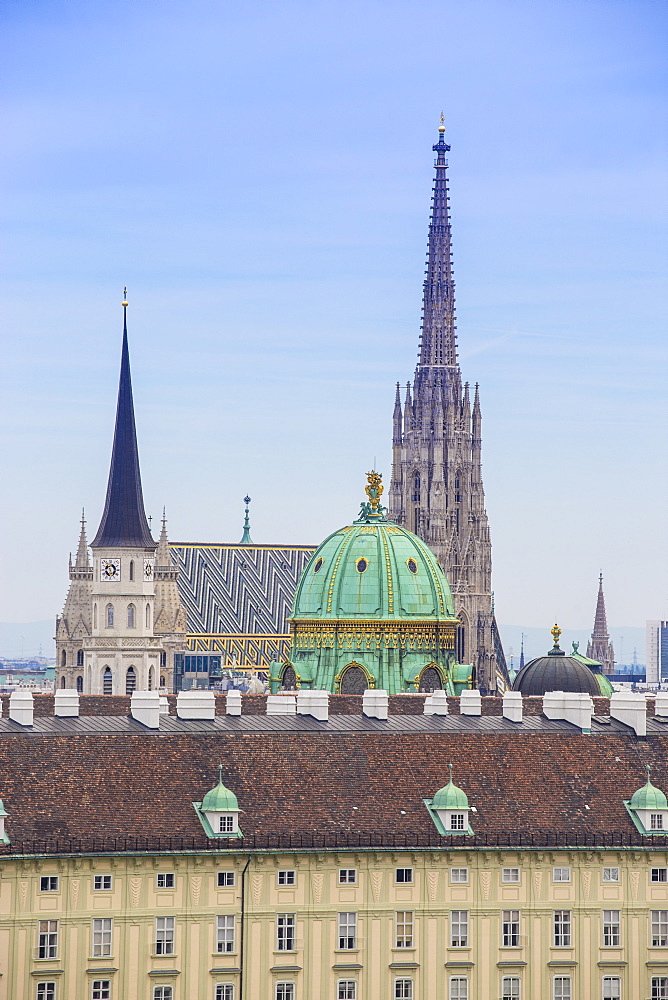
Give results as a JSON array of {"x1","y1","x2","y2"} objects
[
  {"x1": 100, "y1": 558, "x2": 121, "y2": 581},
  {"x1": 144, "y1": 559, "x2": 154, "y2": 580}
]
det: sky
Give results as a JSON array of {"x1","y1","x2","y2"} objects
[{"x1": 1, "y1": 0, "x2": 666, "y2": 652}]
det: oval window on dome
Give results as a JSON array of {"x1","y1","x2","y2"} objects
[
  {"x1": 356, "y1": 558, "x2": 368, "y2": 573},
  {"x1": 407, "y1": 558, "x2": 418, "y2": 574},
  {"x1": 313, "y1": 557, "x2": 323, "y2": 573}
]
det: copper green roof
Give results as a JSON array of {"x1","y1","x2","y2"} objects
[
  {"x1": 630, "y1": 770, "x2": 668, "y2": 811},
  {"x1": 201, "y1": 766, "x2": 239, "y2": 812},
  {"x1": 431, "y1": 765, "x2": 469, "y2": 810}
]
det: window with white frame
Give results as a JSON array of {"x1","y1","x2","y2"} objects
[
  {"x1": 215, "y1": 985, "x2": 235, "y2": 1000},
  {"x1": 278, "y1": 870, "x2": 296, "y2": 886},
  {"x1": 653, "y1": 869, "x2": 668, "y2": 882},
  {"x1": 91, "y1": 982, "x2": 111, "y2": 1000},
  {"x1": 553, "y1": 910, "x2": 571, "y2": 947},
  {"x1": 449, "y1": 813, "x2": 466, "y2": 831},
  {"x1": 93, "y1": 875, "x2": 112, "y2": 891},
  {"x1": 155, "y1": 916, "x2": 174, "y2": 955},
  {"x1": 156, "y1": 873, "x2": 175, "y2": 889},
  {"x1": 502, "y1": 977, "x2": 521, "y2": 1000},
  {"x1": 502, "y1": 910, "x2": 520, "y2": 947},
  {"x1": 92, "y1": 918, "x2": 112, "y2": 957},
  {"x1": 339, "y1": 869, "x2": 357, "y2": 884},
  {"x1": 553, "y1": 977, "x2": 571, "y2": 1000},
  {"x1": 449, "y1": 977, "x2": 468, "y2": 1000},
  {"x1": 153, "y1": 989, "x2": 173, "y2": 1000},
  {"x1": 502, "y1": 868, "x2": 520, "y2": 883},
  {"x1": 217, "y1": 915, "x2": 235, "y2": 953},
  {"x1": 40, "y1": 876, "x2": 59, "y2": 892},
  {"x1": 602, "y1": 910, "x2": 620, "y2": 947},
  {"x1": 652, "y1": 911, "x2": 668, "y2": 947},
  {"x1": 450, "y1": 868, "x2": 468, "y2": 883},
  {"x1": 338, "y1": 912, "x2": 357, "y2": 950},
  {"x1": 652, "y1": 977, "x2": 668, "y2": 999},
  {"x1": 450, "y1": 910, "x2": 468, "y2": 947},
  {"x1": 218, "y1": 815, "x2": 235, "y2": 833},
  {"x1": 395, "y1": 911, "x2": 413, "y2": 948},
  {"x1": 602, "y1": 867, "x2": 619, "y2": 883},
  {"x1": 553, "y1": 867, "x2": 571, "y2": 882},
  {"x1": 337, "y1": 981, "x2": 356, "y2": 1000},
  {"x1": 37, "y1": 920, "x2": 58, "y2": 959},
  {"x1": 217, "y1": 872, "x2": 236, "y2": 888},
  {"x1": 276, "y1": 913, "x2": 295, "y2": 951},
  {"x1": 394, "y1": 979, "x2": 413, "y2": 1000},
  {"x1": 395, "y1": 868, "x2": 413, "y2": 884},
  {"x1": 651, "y1": 814, "x2": 665, "y2": 830},
  {"x1": 602, "y1": 976, "x2": 621, "y2": 999},
  {"x1": 275, "y1": 984, "x2": 294, "y2": 1000},
  {"x1": 36, "y1": 985, "x2": 56, "y2": 1000}
]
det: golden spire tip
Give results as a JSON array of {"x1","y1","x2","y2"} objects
[
  {"x1": 122, "y1": 285, "x2": 128, "y2": 307},
  {"x1": 438, "y1": 111, "x2": 445, "y2": 133}
]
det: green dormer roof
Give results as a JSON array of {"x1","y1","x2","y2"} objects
[
  {"x1": 431, "y1": 765, "x2": 469, "y2": 810},
  {"x1": 630, "y1": 769, "x2": 668, "y2": 811},
  {"x1": 201, "y1": 766, "x2": 239, "y2": 812}
]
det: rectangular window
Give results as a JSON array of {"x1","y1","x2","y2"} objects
[
  {"x1": 39, "y1": 877, "x2": 59, "y2": 893},
  {"x1": 277, "y1": 870, "x2": 296, "y2": 887},
  {"x1": 553, "y1": 867, "x2": 571, "y2": 882},
  {"x1": 155, "y1": 916, "x2": 174, "y2": 955},
  {"x1": 449, "y1": 977, "x2": 468, "y2": 1000},
  {"x1": 215, "y1": 986, "x2": 235, "y2": 1000},
  {"x1": 450, "y1": 868, "x2": 468, "y2": 883},
  {"x1": 92, "y1": 918, "x2": 112, "y2": 957},
  {"x1": 652, "y1": 977, "x2": 668, "y2": 999},
  {"x1": 502, "y1": 868, "x2": 520, "y2": 883},
  {"x1": 153, "y1": 989, "x2": 173, "y2": 1000},
  {"x1": 218, "y1": 815, "x2": 235, "y2": 833},
  {"x1": 653, "y1": 869, "x2": 668, "y2": 882},
  {"x1": 553, "y1": 978, "x2": 571, "y2": 1000},
  {"x1": 36, "y1": 986, "x2": 56, "y2": 1000},
  {"x1": 395, "y1": 980, "x2": 413, "y2": 1000},
  {"x1": 502, "y1": 909, "x2": 520, "y2": 947},
  {"x1": 602, "y1": 867, "x2": 619, "y2": 883},
  {"x1": 217, "y1": 915, "x2": 235, "y2": 953},
  {"x1": 91, "y1": 983, "x2": 111, "y2": 1000},
  {"x1": 602, "y1": 910, "x2": 621, "y2": 947},
  {"x1": 276, "y1": 913, "x2": 295, "y2": 951},
  {"x1": 217, "y1": 872, "x2": 236, "y2": 888},
  {"x1": 450, "y1": 910, "x2": 468, "y2": 947},
  {"x1": 395, "y1": 868, "x2": 413, "y2": 884},
  {"x1": 652, "y1": 814, "x2": 665, "y2": 830},
  {"x1": 652, "y1": 911, "x2": 668, "y2": 947},
  {"x1": 602, "y1": 976, "x2": 621, "y2": 999},
  {"x1": 338, "y1": 980, "x2": 357, "y2": 999},
  {"x1": 554, "y1": 910, "x2": 571, "y2": 947},
  {"x1": 275, "y1": 984, "x2": 294, "y2": 1000},
  {"x1": 339, "y1": 869, "x2": 357, "y2": 884},
  {"x1": 93, "y1": 875, "x2": 113, "y2": 891},
  {"x1": 37, "y1": 920, "x2": 58, "y2": 959},
  {"x1": 449, "y1": 813, "x2": 466, "y2": 830},
  {"x1": 156, "y1": 873, "x2": 175, "y2": 889},
  {"x1": 338, "y1": 912, "x2": 357, "y2": 950},
  {"x1": 395, "y1": 911, "x2": 413, "y2": 948},
  {"x1": 501, "y1": 977, "x2": 521, "y2": 1000}
]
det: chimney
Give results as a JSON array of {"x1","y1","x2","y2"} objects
[
  {"x1": 176, "y1": 690, "x2": 216, "y2": 721},
  {"x1": 297, "y1": 690, "x2": 329, "y2": 721},
  {"x1": 54, "y1": 689, "x2": 80, "y2": 718},
  {"x1": 655, "y1": 692, "x2": 668, "y2": 718},
  {"x1": 362, "y1": 690, "x2": 388, "y2": 721},
  {"x1": 610, "y1": 691, "x2": 647, "y2": 737},
  {"x1": 459, "y1": 690, "x2": 482, "y2": 716},
  {"x1": 266, "y1": 694, "x2": 297, "y2": 716},
  {"x1": 502, "y1": 691, "x2": 523, "y2": 723},
  {"x1": 9, "y1": 690, "x2": 33, "y2": 727},
  {"x1": 424, "y1": 690, "x2": 448, "y2": 716},
  {"x1": 226, "y1": 690, "x2": 242, "y2": 716},
  {"x1": 159, "y1": 696, "x2": 169, "y2": 715},
  {"x1": 542, "y1": 692, "x2": 594, "y2": 733},
  {"x1": 130, "y1": 691, "x2": 161, "y2": 729}
]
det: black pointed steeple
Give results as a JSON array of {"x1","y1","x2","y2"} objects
[{"x1": 91, "y1": 294, "x2": 156, "y2": 550}]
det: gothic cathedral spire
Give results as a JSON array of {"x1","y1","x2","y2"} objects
[
  {"x1": 586, "y1": 573, "x2": 615, "y2": 675},
  {"x1": 389, "y1": 121, "x2": 507, "y2": 694}
]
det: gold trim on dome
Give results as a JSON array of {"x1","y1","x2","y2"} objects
[
  {"x1": 355, "y1": 557, "x2": 369, "y2": 572},
  {"x1": 334, "y1": 659, "x2": 376, "y2": 693},
  {"x1": 290, "y1": 619, "x2": 456, "y2": 652},
  {"x1": 380, "y1": 530, "x2": 394, "y2": 614},
  {"x1": 325, "y1": 530, "x2": 357, "y2": 614}
]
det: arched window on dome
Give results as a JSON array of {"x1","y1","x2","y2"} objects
[
  {"x1": 338, "y1": 661, "x2": 371, "y2": 695},
  {"x1": 418, "y1": 664, "x2": 443, "y2": 692},
  {"x1": 76, "y1": 649, "x2": 84, "y2": 667},
  {"x1": 127, "y1": 604, "x2": 136, "y2": 628},
  {"x1": 103, "y1": 667, "x2": 112, "y2": 695},
  {"x1": 76, "y1": 675, "x2": 83, "y2": 693},
  {"x1": 281, "y1": 665, "x2": 297, "y2": 691},
  {"x1": 61, "y1": 649, "x2": 66, "y2": 668},
  {"x1": 126, "y1": 666, "x2": 136, "y2": 695},
  {"x1": 106, "y1": 604, "x2": 114, "y2": 628}
]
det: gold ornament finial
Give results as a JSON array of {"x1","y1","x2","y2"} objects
[
  {"x1": 365, "y1": 470, "x2": 384, "y2": 510},
  {"x1": 438, "y1": 111, "x2": 445, "y2": 133},
  {"x1": 122, "y1": 286, "x2": 128, "y2": 307},
  {"x1": 551, "y1": 623, "x2": 562, "y2": 647}
]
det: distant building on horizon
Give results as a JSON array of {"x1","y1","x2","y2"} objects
[
  {"x1": 647, "y1": 620, "x2": 668, "y2": 685},
  {"x1": 586, "y1": 573, "x2": 615, "y2": 675}
]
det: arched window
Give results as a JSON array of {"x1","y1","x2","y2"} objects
[
  {"x1": 412, "y1": 471, "x2": 421, "y2": 503},
  {"x1": 126, "y1": 666, "x2": 136, "y2": 695},
  {"x1": 61, "y1": 649, "x2": 66, "y2": 667},
  {"x1": 148, "y1": 666, "x2": 153, "y2": 691},
  {"x1": 106, "y1": 604, "x2": 114, "y2": 628},
  {"x1": 127, "y1": 604, "x2": 136, "y2": 628},
  {"x1": 129, "y1": 560, "x2": 134, "y2": 581},
  {"x1": 60, "y1": 675, "x2": 66, "y2": 689},
  {"x1": 160, "y1": 675, "x2": 165, "y2": 688},
  {"x1": 159, "y1": 651, "x2": 167, "y2": 669},
  {"x1": 93, "y1": 604, "x2": 98, "y2": 629},
  {"x1": 76, "y1": 675, "x2": 83, "y2": 693},
  {"x1": 76, "y1": 649, "x2": 84, "y2": 667},
  {"x1": 145, "y1": 603, "x2": 151, "y2": 629},
  {"x1": 103, "y1": 667, "x2": 113, "y2": 695}
]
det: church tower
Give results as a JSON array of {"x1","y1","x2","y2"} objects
[
  {"x1": 54, "y1": 512, "x2": 93, "y2": 690},
  {"x1": 586, "y1": 573, "x2": 615, "y2": 675},
  {"x1": 389, "y1": 120, "x2": 506, "y2": 693}
]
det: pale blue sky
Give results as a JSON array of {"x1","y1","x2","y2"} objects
[{"x1": 1, "y1": 0, "x2": 666, "y2": 647}]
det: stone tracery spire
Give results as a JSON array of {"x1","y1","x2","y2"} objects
[{"x1": 586, "y1": 573, "x2": 615, "y2": 675}]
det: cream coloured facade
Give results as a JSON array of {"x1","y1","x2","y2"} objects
[{"x1": 0, "y1": 847, "x2": 667, "y2": 999}]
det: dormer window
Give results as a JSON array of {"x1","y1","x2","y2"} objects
[
  {"x1": 449, "y1": 813, "x2": 466, "y2": 831},
  {"x1": 424, "y1": 764, "x2": 472, "y2": 836},
  {"x1": 219, "y1": 815, "x2": 235, "y2": 834},
  {"x1": 625, "y1": 767, "x2": 668, "y2": 836},
  {"x1": 652, "y1": 814, "x2": 665, "y2": 831},
  {"x1": 194, "y1": 765, "x2": 242, "y2": 839}
]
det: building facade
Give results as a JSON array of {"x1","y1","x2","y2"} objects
[
  {"x1": 647, "y1": 621, "x2": 668, "y2": 686},
  {"x1": 586, "y1": 574, "x2": 615, "y2": 675},
  {"x1": 388, "y1": 122, "x2": 506, "y2": 695}
]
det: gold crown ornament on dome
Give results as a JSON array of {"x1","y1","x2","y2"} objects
[
  {"x1": 365, "y1": 470, "x2": 384, "y2": 510},
  {"x1": 551, "y1": 623, "x2": 562, "y2": 647}
]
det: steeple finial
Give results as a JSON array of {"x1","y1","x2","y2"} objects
[
  {"x1": 239, "y1": 496, "x2": 253, "y2": 545},
  {"x1": 439, "y1": 111, "x2": 445, "y2": 134},
  {"x1": 122, "y1": 286, "x2": 128, "y2": 307},
  {"x1": 218, "y1": 763, "x2": 224, "y2": 785},
  {"x1": 551, "y1": 623, "x2": 562, "y2": 648}
]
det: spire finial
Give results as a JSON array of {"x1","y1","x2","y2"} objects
[
  {"x1": 240, "y1": 496, "x2": 253, "y2": 545},
  {"x1": 448, "y1": 761, "x2": 454, "y2": 783},
  {"x1": 81, "y1": 508, "x2": 86, "y2": 528},
  {"x1": 122, "y1": 286, "x2": 128, "y2": 307},
  {"x1": 218, "y1": 763, "x2": 223, "y2": 785},
  {"x1": 647, "y1": 763, "x2": 652, "y2": 784},
  {"x1": 162, "y1": 506, "x2": 167, "y2": 529},
  {"x1": 551, "y1": 623, "x2": 562, "y2": 648},
  {"x1": 439, "y1": 111, "x2": 445, "y2": 134}
]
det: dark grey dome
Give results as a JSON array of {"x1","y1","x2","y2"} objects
[{"x1": 512, "y1": 641, "x2": 600, "y2": 697}]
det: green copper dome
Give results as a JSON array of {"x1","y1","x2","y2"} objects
[
  {"x1": 630, "y1": 774, "x2": 668, "y2": 811},
  {"x1": 432, "y1": 766, "x2": 469, "y2": 810},
  {"x1": 201, "y1": 768, "x2": 239, "y2": 813}
]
